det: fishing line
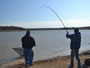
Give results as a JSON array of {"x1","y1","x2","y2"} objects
[{"x1": 41, "y1": 6, "x2": 68, "y2": 32}]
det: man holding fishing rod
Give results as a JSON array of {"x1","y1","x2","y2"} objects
[
  {"x1": 66, "y1": 28, "x2": 81, "y2": 68},
  {"x1": 42, "y1": 6, "x2": 81, "y2": 68}
]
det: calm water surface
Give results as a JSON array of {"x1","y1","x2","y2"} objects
[{"x1": 0, "y1": 30, "x2": 90, "y2": 64}]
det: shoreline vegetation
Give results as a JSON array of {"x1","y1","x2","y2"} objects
[
  {"x1": 0, "y1": 50, "x2": 90, "y2": 68},
  {"x1": 0, "y1": 26, "x2": 90, "y2": 31}
]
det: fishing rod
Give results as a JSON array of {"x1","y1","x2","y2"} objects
[{"x1": 41, "y1": 6, "x2": 68, "y2": 32}]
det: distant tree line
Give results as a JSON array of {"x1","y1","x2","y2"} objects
[
  {"x1": 0, "y1": 26, "x2": 90, "y2": 31},
  {"x1": 0, "y1": 26, "x2": 25, "y2": 31}
]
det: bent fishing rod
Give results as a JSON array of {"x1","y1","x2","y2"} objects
[{"x1": 41, "y1": 6, "x2": 68, "y2": 32}]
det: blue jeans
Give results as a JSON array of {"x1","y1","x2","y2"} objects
[
  {"x1": 70, "y1": 49, "x2": 81, "y2": 68},
  {"x1": 24, "y1": 49, "x2": 33, "y2": 66}
]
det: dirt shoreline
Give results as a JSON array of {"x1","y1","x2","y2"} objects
[{"x1": 1, "y1": 50, "x2": 90, "y2": 68}]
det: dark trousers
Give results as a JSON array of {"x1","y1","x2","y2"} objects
[{"x1": 70, "y1": 49, "x2": 81, "y2": 68}]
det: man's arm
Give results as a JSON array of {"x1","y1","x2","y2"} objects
[
  {"x1": 66, "y1": 31, "x2": 72, "y2": 38},
  {"x1": 66, "y1": 31, "x2": 69, "y2": 38},
  {"x1": 32, "y1": 37, "x2": 36, "y2": 46}
]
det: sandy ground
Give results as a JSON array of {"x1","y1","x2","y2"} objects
[{"x1": 0, "y1": 51, "x2": 90, "y2": 68}]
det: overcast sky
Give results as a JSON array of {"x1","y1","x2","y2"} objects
[{"x1": 0, "y1": 0, "x2": 90, "y2": 28}]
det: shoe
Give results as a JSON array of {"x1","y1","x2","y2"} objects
[
  {"x1": 25, "y1": 66, "x2": 29, "y2": 68},
  {"x1": 69, "y1": 65, "x2": 73, "y2": 68},
  {"x1": 28, "y1": 64, "x2": 33, "y2": 66},
  {"x1": 25, "y1": 65, "x2": 30, "y2": 68},
  {"x1": 77, "y1": 66, "x2": 81, "y2": 68}
]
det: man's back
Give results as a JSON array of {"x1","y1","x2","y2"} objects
[
  {"x1": 66, "y1": 30, "x2": 81, "y2": 49},
  {"x1": 22, "y1": 35, "x2": 35, "y2": 49}
]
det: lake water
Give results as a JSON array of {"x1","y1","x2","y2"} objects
[{"x1": 0, "y1": 30, "x2": 90, "y2": 64}]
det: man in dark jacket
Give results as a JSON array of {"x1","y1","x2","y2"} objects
[
  {"x1": 21, "y1": 30, "x2": 36, "y2": 67},
  {"x1": 66, "y1": 28, "x2": 81, "y2": 68}
]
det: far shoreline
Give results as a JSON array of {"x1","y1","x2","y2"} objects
[{"x1": 0, "y1": 26, "x2": 90, "y2": 32}]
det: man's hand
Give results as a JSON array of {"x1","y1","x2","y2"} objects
[{"x1": 66, "y1": 31, "x2": 69, "y2": 35}]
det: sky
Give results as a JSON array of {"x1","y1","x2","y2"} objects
[{"x1": 0, "y1": 0, "x2": 90, "y2": 28}]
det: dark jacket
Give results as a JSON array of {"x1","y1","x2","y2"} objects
[
  {"x1": 66, "y1": 32, "x2": 81, "y2": 49},
  {"x1": 21, "y1": 36, "x2": 35, "y2": 49}
]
